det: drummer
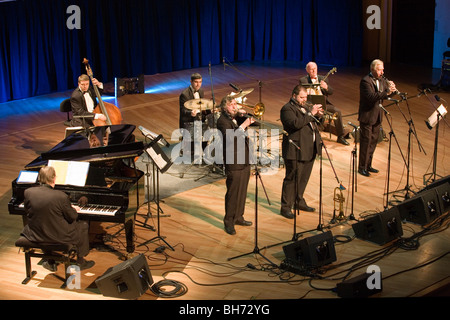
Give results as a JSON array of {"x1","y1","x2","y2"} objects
[{"x1": 179, "y1": 73, "x2": 211, "y2": 129}]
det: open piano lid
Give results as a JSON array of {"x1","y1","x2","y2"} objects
[{"x1": 25, "y1": 124, "x2": 144, "y2": 169}]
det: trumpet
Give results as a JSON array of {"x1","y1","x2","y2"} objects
[
  {"x1": 331, "y1": 187, "x2": 345, "y2": 222},
  {"x1": 382, "y1": 75, "x2": 400, "y2": 95},
  {"x1": 323, "y1": 110, "x2": 338, "y2": 121},
  {"x1": 304, "y1": 101, "x2": 337, "y2": 121},
  {"x1": 237, "y1": 102, "x2": 265, "y2": 119}
]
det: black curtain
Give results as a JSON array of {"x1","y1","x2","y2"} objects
[{"x1": 0, "y1": 0, "x2": 362, "y2": 103}]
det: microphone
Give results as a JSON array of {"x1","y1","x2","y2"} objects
[
  {"x1": 387, "y1": 97, "x2": 399, "y2": 103},
  {"x1": 223, "y1": 57, "x2": 226, "y2": 71},
  {"x1": 288, "y1": 139, "x2": 301, "y2": 150},
  {"x1": 435, "y1": 94, "x2": 448, "y2": 104},
  {"x1": 138, "y1": 125, "x2": 170, "y2": 147},
  {"x1": 379, "y1": 104, "x2": 390, "y2": 115},
  {"x1": 229, "y1": 83, "x2": 241, "y2": 92},
  {"x1": 347, "y1": 122, "x2": 359, "y2": 130}
]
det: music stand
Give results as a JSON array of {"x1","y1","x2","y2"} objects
[
  {"x1": 422, "y1": 93, "x2": 449, "y2": 185},
  {"x1": 138, "y1": 135, "x2": 174, "y2": 251}
]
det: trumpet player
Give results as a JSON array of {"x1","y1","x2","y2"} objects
[
  {"x1": 300, "y1": 62, "x2": 349, "y2": 145},
  {"x1": 358, "y1": 59, "x2": 397, "y2": 177},
  {"x1": 280, "y1": 85, "x2": 323, "y2": 219}
]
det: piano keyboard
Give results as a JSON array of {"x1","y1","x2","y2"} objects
[
  {"x1": 75, "y1": 204, "x2": 120, "y2": 216},
  {"x1": 17, "y1": 202, "x2": 120, "y2": 216}
]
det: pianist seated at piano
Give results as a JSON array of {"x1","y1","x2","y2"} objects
[{"x1": 20, "y1": 166, "x2": 95, "y2": 271}]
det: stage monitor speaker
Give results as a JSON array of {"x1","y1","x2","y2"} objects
[
  {"x1": 282, "y1": 231, "x2": 337, "y2": 268},
  {"x1": 397, "y1": 189, "x2": 441, "y2": 225},
  {"x1": 95, "y1": 254, "x2": 153, "y2": 300},
  {"x1": 352, "y1": 207, "x2": 403, "y2": 245},
  {"x1": 336, "y1": 272, "x2": 382, "y2": 298},
  {"x1": 420, "y1": 175, "x2": 450, "y2": 192},
  {"x1": 435, "y1": 182, "x2": 450, "y2": 214}
]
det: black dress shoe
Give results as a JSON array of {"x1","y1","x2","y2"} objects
[
  {"x1": 295, "y1": 203, "x2": 316, "y2": 212},
  {"x1": 368, "y1": 166, "x2": 379, "y2": 173},
  {"x1": 235, "y1": 219, "x2": 252, "y2": 226},
  {"x1": 224, "y1": 225, "x2": 236, "y2": 235},
  {"x1": 78, "y1": 260, "x2": 95, "y2": 270},
  {"x1": 280, "y1": 210, "x2": 294, "y2": 219},
  {"x1": 358, "y1": 169, "x2": 370, "y2": 177},
  {"x1": 337, "y1": 136, "x2": 350, "y2": 145},
  {"x1": 42, "y1": 261, "x2": 58, "y2": 272}
]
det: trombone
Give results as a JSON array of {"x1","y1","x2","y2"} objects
[
  {"x1": 236, "y1": 101, "x2": 285, "y2": 133},
  {"x1": 237, "y1": 101, "x2": 265, "y2": 119}
]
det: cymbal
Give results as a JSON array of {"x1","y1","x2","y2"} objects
[
  {"x1": 184, "y1": 99, "x2": 214, "y2": 110},
  {"x1": 229, "y1": 88, "x2": 254, "y2": 99}
]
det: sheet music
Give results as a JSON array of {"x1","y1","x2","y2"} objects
[
  {"x1": 426, "y1": 104, "x2": 448, "y2": 128},
  {"x1": 48, "y1": 159, "x2": 90, "y2": 186},
  {"x1": 146, "y1": 147, "x2": 167, "y2": 170}
]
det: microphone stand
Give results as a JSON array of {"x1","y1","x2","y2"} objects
[
  {"x1": 382, "y1": 108, "x2": 404, "y2": 209},
  {"x1": 228, "y1": 164, "x2": 276, "y2": 267},
  {"x1": 312, "y1": 121, "x2": 345, "y2": 230},
  {"x1": 349, "y1": 131, "x2": 358, "y2": 221},
  {"x1": 223, "y1": 57, "x2": 264, "y2": 108},
  {"x1": 390, "y1": 94, "x2": 426, "y2": 200},
  {"x1": 194, "y1": 62, "x2": 225, "y2": 181},
  {"x1": 262, "y1": 139, "x2": 315, "y2": 251},
  {"x1": 378, "y1": 100, "x2": 408, "y2": 207}
]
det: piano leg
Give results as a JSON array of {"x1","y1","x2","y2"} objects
[{"x1": 124, "y1": 218, "x2": 135, "y2": 254}]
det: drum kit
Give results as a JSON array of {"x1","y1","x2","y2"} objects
[{"x1": 183, "y1": 87, "x2": 257, "y2": 127}]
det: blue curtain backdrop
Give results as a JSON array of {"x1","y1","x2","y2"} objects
[{"x1": 0, "y1": 0, "x2": 362, "y2": 103}]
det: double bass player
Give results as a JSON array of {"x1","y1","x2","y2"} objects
[{"x1": 70, "y1": 74, "x2": 107, "y2": 128}]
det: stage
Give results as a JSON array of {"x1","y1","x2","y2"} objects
[{"x1": 0, "y1": 61, "x2": 449, "y2": 302}]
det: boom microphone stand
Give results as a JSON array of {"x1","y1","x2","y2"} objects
[
  {"x1": 389, "y1": 94, "x2": 425, "y2": 200},
  {"x1": 381, "y1": 104, "x2": 407, "y2": 208}
]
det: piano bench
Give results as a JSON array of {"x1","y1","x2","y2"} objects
[{"x1": 15, "y1": 236, "x2": 78, "y2": 288}]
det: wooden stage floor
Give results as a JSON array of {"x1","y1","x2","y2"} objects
[{"x1": 0, "y1": 61, "x2": 449, "y2": 303}]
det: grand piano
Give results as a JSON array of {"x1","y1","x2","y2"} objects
[{"x1": 8, "y1": 124, "x2": 145, "y2": 254}]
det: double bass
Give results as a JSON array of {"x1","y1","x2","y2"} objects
[{"x1": 83, "y1": 58, "x2": 123, "y2": 126}]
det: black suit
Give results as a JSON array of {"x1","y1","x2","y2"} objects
[
  {"x1": 358, "y1": 73, "x2": 390, "y2": 171},
  {"x1": 70, "y1": 86, "x2": 102, "y2": 128},
  {"x1": 179, "y1": 86, "x2": 208, "y2": 129},
  {"x1": 280, "y1": 98, "x2": 321, "y2": 213},
  {"x1": 299, "y1": 75, "x2": 345, "y2": 137},
  {"x1": 216, "y1": 111, "x2": 251, "y2": 229},
  {"x1": 21, "y1": 184, "x2": 90, "y2": 258}
]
